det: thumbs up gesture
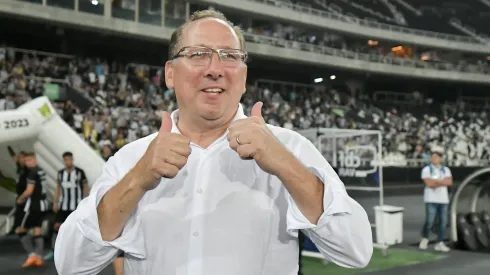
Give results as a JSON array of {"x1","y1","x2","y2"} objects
[
  {"x1": 227, "y1": 102, "x2": 289, "y2": 176},
  {"x1": 135, "y1": 111, "x2": 192, "y2": 190}
]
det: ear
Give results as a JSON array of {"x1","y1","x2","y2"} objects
[{"x1": 165, "y1": 61, "x2": 175, "y2": 89}]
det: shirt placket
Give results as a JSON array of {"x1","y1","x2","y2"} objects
[{"x1": 187, "y1": 147, "x2": 212, "y2": 275}]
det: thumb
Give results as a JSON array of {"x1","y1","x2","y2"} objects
[
  {"x1": 160, "y1": 111, "x2": 173, "y2": 133},
  {"x1": 251, "y1": 101, "x2": 263, "y2": 118}
]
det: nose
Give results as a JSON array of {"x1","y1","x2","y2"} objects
[{"x1": 203, "y1": 52, "x2": 224, "y2": 80}]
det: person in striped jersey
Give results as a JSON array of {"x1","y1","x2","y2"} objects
[
  {"x1": 7, "y1": 148, "x2": 29, "y2": 235},
  {"x1": 44, "y1": 152, "x2": 88, "y2": 260},
  {"x1": 15, "y1": 152, "x2": 48, "y2": 268}
]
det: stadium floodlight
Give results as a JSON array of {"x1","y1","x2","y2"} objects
[
  {"x1": 330, "y1": 75, "x2": 336, "y2": 80},
  {"x1": 92, "y1": 0, "x2": 99, "y2": 5},
  {"x1": 0, "y1": 97, "x2": 104, "y2": 201},
  {"x1": 314, "y1": 77, "x2": 323, "y2": 83}
]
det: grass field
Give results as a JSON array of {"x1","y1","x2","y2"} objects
[{"x1": 302, "y1": 248, "x2": 446, "y2": 275}]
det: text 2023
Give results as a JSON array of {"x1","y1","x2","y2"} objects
[{"x1": 3, "y1": 119, "x2": 29, "y2": 129}]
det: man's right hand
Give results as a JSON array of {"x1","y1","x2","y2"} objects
[
  {"x1": 53, "y1": 205, "x2": 59, "y2": 213},
  {"x1": 135, "y1": 111, "x2": 192, "y2": 191}
]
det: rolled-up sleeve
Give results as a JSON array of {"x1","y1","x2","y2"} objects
[
  {"x1": 54, "y1": 155, "x2": 146, "y2": 275},
  {"x1": 285, "y1": 136, "x2": 373, "y2": 268}
]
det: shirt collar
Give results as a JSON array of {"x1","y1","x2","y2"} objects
[{"x1": 169, "y1": 104, "x2": 247, "y2": 134}]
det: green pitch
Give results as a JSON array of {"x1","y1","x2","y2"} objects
[{"x1": 302, "y1": 248, "x2": 446, "y2": 275}]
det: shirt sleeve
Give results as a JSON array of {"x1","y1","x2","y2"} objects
[
  {"x1": 80, "y1": 169, "x2": 88, "y2": 185},
  {"x1": 26, "y1": 168, "x2": 36, "y2": 185},
  {"x1": 54, "y1": 154, "x2": 146, "y2": 275},
  {"x1": 57, "y1": 170, "x2": 63, "y2": 185},
  {"x1": 444, "y1": 167, "x2": 452, "y2": 178},
  {"x1": 285, "y1": 135, "x2": 373, "y2": 269},
  {"x1": 421, "y1": 166, "x2": 430, "y2": 179}
]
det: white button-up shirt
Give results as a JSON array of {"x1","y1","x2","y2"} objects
[
  {"x1": 55, "y1": 104, "x2": 372, "y2": 275},
  {"x1": 421, "y1": 164, "x2": 452, "y2": 204}
]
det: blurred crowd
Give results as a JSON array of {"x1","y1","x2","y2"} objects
[
  {"x1": 1, "y1": 47, "x2": 490, "y2": 167},
  {"x1": 243, "y1": 80, "x2": 490, "y2": 167},
  {"x1": 244, "y1": 23, "x2": 490, "y2": 74},
  {"x1": 0, "y1": 47, "x2": 165, "y2": 160}
]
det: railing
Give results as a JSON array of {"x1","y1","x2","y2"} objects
[
  {"x1": 244, "y1": 32, "x2": 490, "y2": 75},
  {"x1": 373, "y1": 91, "x2": 422, "y2": 105},
  {"x1": 8, "y1": 47, "x2": 75, "y2": 59},
  {"x1": 127, "y1": 62, "x2": 165, "y2": 71},
  {"x1": 331, "y1": 156, "x2": 488, "y2": 168},
  {"x1": 254, "y1": 78, "x2": 320, "y2": 89},
  {"x1": 243, "y1": 0, "x2": 482, "y2": 44},
  {"x1": 0, "y1": 207, "x2": 15, "y2": 235},
  {"x1": 380, "y1": 157, "x2": 489, "y2": 168},
  {"x1": 459, "y1": 96, "x2": 490, "y2": 108}
]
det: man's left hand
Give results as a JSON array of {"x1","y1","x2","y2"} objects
[
  {"x1": 17, "y1": 197, "x2": 25, "y2": 205},
  {"x1": 228, "y1": 101, "x2": 290, "y2": 176}
]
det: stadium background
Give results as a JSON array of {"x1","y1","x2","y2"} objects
[{"x1": 1, "y1": 0, "x2": 490, "y2": 274}]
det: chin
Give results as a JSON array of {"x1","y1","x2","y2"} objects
[{"x1": 198, "y1": 106, "x2": 224, "y2": 121}]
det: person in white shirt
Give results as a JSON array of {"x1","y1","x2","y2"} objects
[
  {"x1": 418, "y1": 151, "x2": 452, "y2": 252},
  {"x1": 54, "y1": 9, "x2": 373, "y2": 275}
]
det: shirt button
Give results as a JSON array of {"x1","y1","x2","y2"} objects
[
  {"x1": 196, "y1": 188, "x2": 203, "y2": 194},
  {"x1": 193, "y1": 232, "x2": 199, "y2": 237}
]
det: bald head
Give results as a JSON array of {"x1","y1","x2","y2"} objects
[
  {"x1": 184, "y1": 18, "x2": 241, "y2": 51},
  {"x1": 168, "y1": 9, "x2": 245, "y2": 60}
]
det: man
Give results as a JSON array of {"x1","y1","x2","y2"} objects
[
  {"x1": 44, "y1": 152, "x2": 89, "y2": 260},
  {"x1": 418, "y1": 150, "x2": 452, "y2": 252},
  {"x1": 7, "y1": 147, "x2": 28, "y2": 235},
  {"x1": 55, "y1": 10, "x2": 373, "y2": 275},
  {"x1": 16, "y1": 152, "x2": 49, "y2": 268}
]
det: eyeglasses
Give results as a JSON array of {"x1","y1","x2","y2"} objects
[{"x1": 171, "y1": 46, "x2": 247, "y2": 67}]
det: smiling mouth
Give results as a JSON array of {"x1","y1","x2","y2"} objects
[{"x1": 201, "y1": 88, "x2": 225, "y2": 94}]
